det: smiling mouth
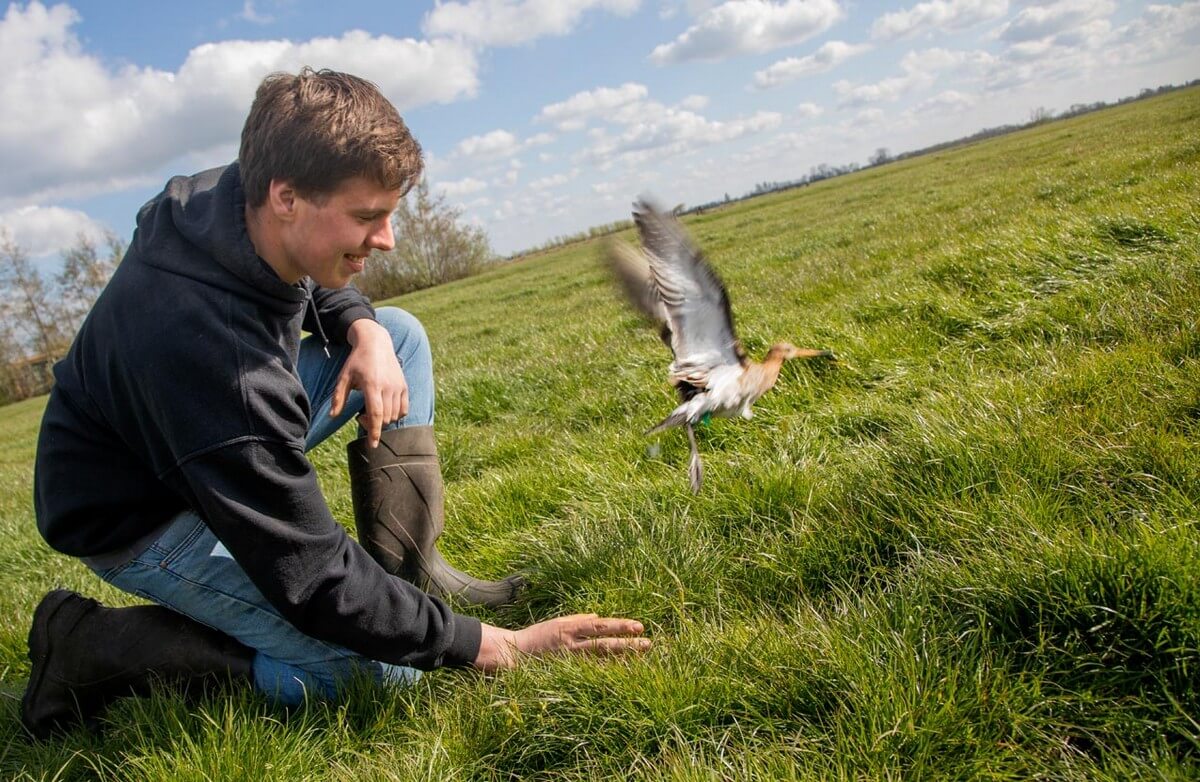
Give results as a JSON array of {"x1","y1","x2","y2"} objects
[{"x1": 345, "y1": 254, "x2": 366, "y2": 271}]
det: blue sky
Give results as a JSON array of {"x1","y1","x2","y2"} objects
[{"x1": 1, "y1": 0, "x2": 1197, "y2": 261}]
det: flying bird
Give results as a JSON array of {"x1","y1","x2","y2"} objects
[{"x1": 605, "y1": 199, "x2": 835, "y2": 493}]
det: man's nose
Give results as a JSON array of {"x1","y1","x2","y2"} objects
[{"x1": 369, "y1": 218, "x2": 394, "y2": 252}]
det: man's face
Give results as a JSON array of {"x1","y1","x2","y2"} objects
[{"x1": 278, "y1": 176, "x2": 401, "y2": 289}]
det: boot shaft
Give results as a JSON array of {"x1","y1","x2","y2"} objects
[
  {"x1": 22, "y1": 589, "x2": 253, "y2": 739},
  {"x1": 347, "y1": 426, "x2": 445, "y2": 556},
  {"x1": 346, "y1": 427, "x2": 524, "y2": 608}
]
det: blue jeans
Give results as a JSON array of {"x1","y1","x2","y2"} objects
[{"x1": 91, "y1": 307, "x2": 432, "y2": 706}]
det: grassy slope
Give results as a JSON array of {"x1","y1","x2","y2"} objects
[{"x1": 2, "y1": 88, "x2": 1198, "y2": 780}]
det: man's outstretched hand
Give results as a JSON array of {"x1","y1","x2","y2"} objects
[{"x1": 474, "y1": 614, "x2": 651, "y2": 671}]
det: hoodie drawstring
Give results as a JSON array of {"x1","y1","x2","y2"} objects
[{"x1": 305, "y1": 285, "x2": 332, "y2": 358}]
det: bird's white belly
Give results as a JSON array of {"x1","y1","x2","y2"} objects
[{"x1": 703, "y1": 365, "x2": 747, "y2": 414}]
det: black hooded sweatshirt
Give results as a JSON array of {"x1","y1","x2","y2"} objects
[{"x1": 33, "y1": 163, "x2": 481, "y2": 670}]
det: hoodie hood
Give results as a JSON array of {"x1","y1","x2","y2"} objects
[{"x1": 133, "y1": 162, "x2": 307, "y2": 315}]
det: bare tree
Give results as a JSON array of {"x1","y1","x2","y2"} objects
[
  {"x1": 357, "y1": 179, "x2": 494, "y2": 300},
  {"x1": 57, "y1": 231, "x2": 123, "y2": 334},
  {"x1": 0, "y1": 230, "x2": 69, "y2": 360},
  {"x1": 0, "y1": 295, "x2": 31, "y2": 403},
  {"x1": 1029, "y1": 106, "x2": 1054, "y2": 124}
]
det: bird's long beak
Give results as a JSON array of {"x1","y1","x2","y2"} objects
[{"x1": 791, "y1": 347, "x2": 836, "y2": 361}]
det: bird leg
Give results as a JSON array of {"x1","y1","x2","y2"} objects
[{"x1": 686, "y1": 422, "x2": 703, "y2": 494}]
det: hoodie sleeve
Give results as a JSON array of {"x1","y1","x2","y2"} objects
[
  {"x1": 166, "y1": 439, "x2": 482, "y2": 670},
  {"x1": 305, "y1": 283, "x2": 375, "y2": 344}
]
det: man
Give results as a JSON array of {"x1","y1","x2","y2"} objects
[{"x1": 22, "y1": 68, "x2": 648, "y2": 739}]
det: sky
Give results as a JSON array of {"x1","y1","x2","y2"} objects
[{"x1": 0, "y1": 0, "x2": 1197, "y2": 263}]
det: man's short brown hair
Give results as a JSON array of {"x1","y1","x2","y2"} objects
[{"x1": 239, "y1": 67, "x2": 423, "y2": 207}]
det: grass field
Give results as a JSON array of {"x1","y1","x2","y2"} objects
[{"x1": 2, "y1": 87, "x2": 1198, "y2": 780}]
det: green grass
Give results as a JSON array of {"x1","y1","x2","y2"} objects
[{"x1": 3, "y1": 88, "x2": 1199, "y2": 780}]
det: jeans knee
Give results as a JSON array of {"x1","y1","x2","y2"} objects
[
  {"x1": 371, "y1": 306, "x2": 436, "y2": 425},
  {"x1": 375, "y1": 307, "x2": 429, "y2": 356}
]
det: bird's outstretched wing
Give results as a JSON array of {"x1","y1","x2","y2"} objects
[
  {"x1": 631, "y1": 200, "x2": 747, "y2": 386},
  {"x1": 604, "y1": 239, "x2": 669, "y2": 330}
]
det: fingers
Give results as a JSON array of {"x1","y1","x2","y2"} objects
[
  {"x1": 396, "y1": 384, "x2": 410, "y2": 420},
  {"x1": 567, "y1": 616, "x2": 645, "y2": 640},
  {"x1": 567, "y1": 617, "x2": 649, "y2": 654},
  {"x1": 576, "y1": 636, "x2": 653, "y2": 655},
  {"x1": 514, "y1": 614, "x2": 651, "y2": 662},
  {"x1": 329, "y1": 342, "x2": 408, "y2": 448},
  {"x1": 329, "y1": 368, "x2": 351, "y2": 417},
  {"x1": 389, "y1": 384, "x2": 409, "y2": 424},
  {"x1": 362, "y1": 389, "x2": 385, "y2": 448}
]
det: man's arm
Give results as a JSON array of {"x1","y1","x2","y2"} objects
[
  {"x1": 171, "y1": 439, "x2": 481, "y2": 670},
  {"x1": 174, "y1": 440, "x2": 650, "y2": 671}
]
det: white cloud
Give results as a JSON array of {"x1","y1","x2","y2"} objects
[
  {"x1": 580, "y1": 103, "x2": 782, "y2": 166},
  {"x1": 650, "y1": 0, "x2": 843, "y2": 64},
  {"x1": 436, "y1": 177, "x2": 489, "y2": 197},
  {"x1": 450, "y1": 129, "x2": 562, "y2": 164},
  {"x1": 679, "y1": 94, "x2": 710, "y2": 110},
  {"x1": 834, "y1": 74, "x2": 927, "y2": 106},
  {"x1": 453, "y1": 130, "x2": 523, "y2": 159},
  {"x1": 975, "y1": 1, "x2": 1199, "y2": 92},
  {"x1": 997, "y1": 0, "x2": 1115, "y2": 42},
  {"x1": 529, "y1": 173, "x2": 571, "y2": 190},
  {"x1": 752, "y1": 40, "x2": 871, "y2": 89},
  {"x1": 871, "y1": 0, "x2": 1009, "y2": 41},
  {"x1": 658, "y1": 0, "x2": 719, "y2": 19},
  {"x1": 909, "y1": 89, "x2": 977, "y2": 113},
  {"x1": 795, "y1": 102, "x2": 824, "y2": 118},
  {"x1": 0, "y1": 205, "x2": 110, "y2": 258},
  {"x1": 238, "y1": 1, "x2": 274, "y2": 24},
  {"x1": 0, "y1": 3, "x2": 479, "y2": 207},
  {"x1": 1097, "y1": 1, "x2": 1200, "y2": 67},
  {"x1": 833, "y1": 47, "x2": 983, "y2": 107},
  {"x1": 900, "y1": 46, "x2": 979, "y2": 72},
  {"x1": 496, "y1": 161, "x2": 522, "y2": 187},
  {"x1": 536, "y1": 83, "x2": 650, "y2": 130},
  {"x1": 853, "y1": 108, "x2": 886, "y2": 126},
  {"x1": 423, "y1": 0, "x2": 640, "y2": 46}
]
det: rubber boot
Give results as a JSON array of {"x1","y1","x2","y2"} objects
[
  {"x1": 347, "y1": 426, "x2": 524, "y2": 608},
  {"x1": 21, "y1": 589, "x2": 254, "y2": 740}
]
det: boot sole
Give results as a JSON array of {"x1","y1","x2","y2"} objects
[{"x1": 21, "y1": 589, "x2": 77, "y2": 740}]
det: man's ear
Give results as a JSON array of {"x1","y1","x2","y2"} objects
[{"x1": 266, "y1": 179, "x2": 298, "y2": 223}]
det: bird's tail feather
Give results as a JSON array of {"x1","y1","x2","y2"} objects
[
  {"x1": 646, "y1": 408, "x2": 689, "y2": 434},
  {"x1": 686, "y1": 424, "x2": 703, "y2": 493}
]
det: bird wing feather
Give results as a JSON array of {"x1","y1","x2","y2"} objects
[
  {"x1": 631, "y1": 200, "x2": 746, "y2": 387},
  {"x1": 604, "y1": 239, "x2": 668, "y2": 325}
]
